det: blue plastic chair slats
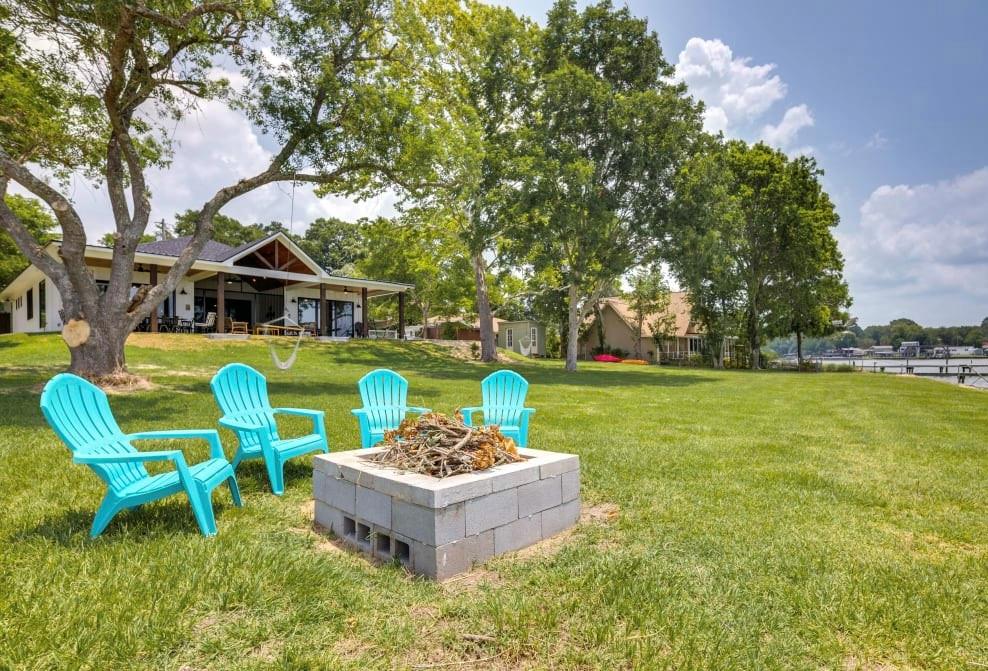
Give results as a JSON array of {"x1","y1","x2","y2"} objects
[
  {"x1": 461, "y1": 370, "x2": 536, "y2": 447},
  {"x1": 351, "y1": 369, "x2": 430, "y2": 449},
  {"x1": 210, "y1": 363, "x2": 328, "y2": 495},
  {"x1": 40, "y1": 373, "x2": 241, "y2": 537}
]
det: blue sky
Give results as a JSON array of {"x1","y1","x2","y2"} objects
[
  {"x1": 54, "y1": 1, "x2": 988, "y2": 326},
  {"x1": 502, "y1": 0, "x2": 988, "y2": 326}
]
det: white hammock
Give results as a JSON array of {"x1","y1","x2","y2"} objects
[
  {"x1": 259, "y1": 313, "x2": 306, "y2": 370},
  {"x1": 518, "y1": 335, "x2": 533, "y2": 357}
]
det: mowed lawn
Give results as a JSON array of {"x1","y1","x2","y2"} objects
[{"x1": 0, "y1": 334, "x2": 985, "y2": 670}]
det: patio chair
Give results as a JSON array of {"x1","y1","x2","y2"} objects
[
  {"x1": 194, "y1": 312, "x2": 216, "y2": 333},
  {"x1": 39, "y1": 373, "x2": 241, "y2": 537},
  {"x1": 225, "y1": 317, "x2": 248, "y2": 335},
  {"x1": 210, "y1": 363, "x2": 328, "y2": 495},
  {"x1": 460, "y1": 370, "x2": 536, "y2": 447},
  {"x1": 351, "y1": 369, "x2": 430, "y2": 448}
]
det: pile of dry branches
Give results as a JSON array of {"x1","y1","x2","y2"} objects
[{"x1": 365, "y1": 412, "x2": 523, "y2": 478}]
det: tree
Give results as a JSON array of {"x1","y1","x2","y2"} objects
[
  {"x1": 625, "y1": 268, "x2": 672, "y2": 359},
  {"x1": 173, "y1": 210, "x2": 265, "y2": 248},
  {"x1": 297, "y1": 217, "x2": 367, "y2": 274},
  {"x1": 407, "y1": 0, "x2": 538, "y2": 362},
  {"x1": 100, "y1": 232, "x2": 154, "y2": 248},
  {"x1": 0, "y1": 1, "x2": 445, "y2": 379},
  {"x1": 0, "y1": 195, "x2": 55, "y2": 289},
  {"x1": 769, "y1": 155, "x2": 850, "y2": 366},
  {"x1": 357, "y1": 215, "x2": 474, "y2": 331},
  {"x1": 517, "y1": 0, "x2": 702, "y2": 371}
]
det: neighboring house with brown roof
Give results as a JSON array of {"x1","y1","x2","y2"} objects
[{"x1": 579, "y1": 293, "x2": 708, "y2": 362}]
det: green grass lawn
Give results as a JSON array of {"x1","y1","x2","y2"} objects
[{"x1": 0, "y1": 334, "x2": 985, "y2": 670}]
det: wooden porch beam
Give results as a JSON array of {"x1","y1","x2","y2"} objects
[
  {"x1": 149, "y1": 265, "x2": 158, "y2": 333},
  {"x1": 216, "y1": 271, "x2": 226, "y2": 334}
]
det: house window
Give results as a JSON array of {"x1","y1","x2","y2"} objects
[
  {"x1": 530, "y1": 326, "x2": 537, "y2": 351},
  {"x1": 328, "y1": 300, "x2": 354, "y2": 337},
  {"x1": 38, "y1": 281, "x2": 46, "y2": 328},
  {"x1": 26, "y1": 288, "x2": 34, "y2": 321},
  {"x1": 506, "y1": 328, "x2": 513, "y2": 347},
  {"x1": 297, "y1": 298, "x2": 320, "y2": 331}
]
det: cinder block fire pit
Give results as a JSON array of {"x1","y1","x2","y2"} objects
[{"x1": 313, "y1": 447, "x2": 580, "y2": 580}]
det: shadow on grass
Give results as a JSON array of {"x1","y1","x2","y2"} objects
[{"x1": 9, "y1": 496, "x2": 245, "y2": 546}]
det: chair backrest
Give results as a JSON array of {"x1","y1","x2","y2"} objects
[
  {"x1": 204, "y1": 312, "x2": 216, "y2": 327},
  {"x1": 210, "y1": 363, "x2": 279, "y2": 447},
  {"x1": 39, "y1": 373, "x2": 149, "y2": 491},
  {"x1": 481, "y1": 370, "x2": 529, "y2": 425},
  {"x1": 357, "y1": 369, "x2": 409, "y2": 430}
]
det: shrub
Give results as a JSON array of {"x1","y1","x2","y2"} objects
[{"x1": 469, "y1": 341, "x2": 480, "y2": 359}]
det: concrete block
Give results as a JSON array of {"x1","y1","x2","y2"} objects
[
  {"x1": 312, "y1": 454, "x2": 340, "y2": 477},
  {"x1": 356, "y1": 485, "x2": 392, "y2": 528},
  {"x1": 365, "y1": 471, "x2": 440, "y2": 508},
  {"x1": 432, "y1": 473, "x2": 494, "y2": 508},
  {"x1": 489, "y1": 460, "x2": 540, "y2": 492},
  {"x1": 465, "y1": 488, "x2": 518, "y2": 536},
  {"x1": 339, "y1": 462, "x2": 376, "y2": 489},
  {"x1": 494, "y1": 513, "x2": 542, "y2": 554},
  {"x1": 312, "y1": 469, "x2": 326, "y2": 501},
  {"x1": 518, "y1": 476, "x2": 562, "y2": 518},
  {"x1": 314, "y1": 501, "x2": 347, "y2": 535},
  {"x1": 561, "y1": 470, "x2": 580, "y2": 502},
  {"x1": 538, "y1": 454, "x2": 580, "y2": 479},
  {"x1": 434, "y1": 531, "x2": 495, "y2": 580},
  {"x1": 323, "y1": 476, "x2": 356, "y2": 515},
  {"x1": 393, "y1": 499, "x2": 465, "y2": 546},
  {"x1": 541, "y1": 498, "x2": 581, "y2": 538}
]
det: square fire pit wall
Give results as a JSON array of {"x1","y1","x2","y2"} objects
[{"x1": 313, "y1": 447, "x2": 581, "y2": 580}]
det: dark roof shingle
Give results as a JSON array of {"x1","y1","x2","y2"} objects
[{"x1": 136, "y1": 236, "x2": 245, "y2": 262}]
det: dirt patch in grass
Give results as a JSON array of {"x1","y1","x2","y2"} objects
[
  {"x1": 97, "y1": 372, "x2": 158, "y2": 394},
  {"x1": 425, "y1": 340, "x2": 512, "y2": 363}
]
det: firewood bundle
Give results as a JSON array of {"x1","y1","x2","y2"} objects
[{"x1": 366, "y1": 412, "x2": 523, "y2": 478}]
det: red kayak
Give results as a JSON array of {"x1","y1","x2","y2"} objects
[{"x1": 593, "y1": 354, "x2": 622, "y2": 363}]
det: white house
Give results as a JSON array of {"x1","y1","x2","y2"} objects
[{"x1": 0, "y1": 232, "x2": 412, "y2": 336}]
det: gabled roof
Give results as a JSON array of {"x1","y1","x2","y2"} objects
[{"x1": 597, "y1": 293, "x2": 701, "y2": 338}]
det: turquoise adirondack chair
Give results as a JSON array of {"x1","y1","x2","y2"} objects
[
  {"x1": 461, "y1": 370, "x2": 536, "y2": 447},
  {"x1": 210, "y1": 363, "x2": 328, "y2": 495},
  {"x1": 351, "y1": 369, "x2": 430, "y2": 448},
  {"x1": 39, "y1": 373, "x2": 241, "y2": 538}
]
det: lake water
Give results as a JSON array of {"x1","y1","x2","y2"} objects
[{"x1": 810, "y1": 357, "x2": 988, "y2": 389}]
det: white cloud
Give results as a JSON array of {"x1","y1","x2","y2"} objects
[
  {"x1": 759, "y1": 104, "x2": 814, "y2": 149},
  {"x1": 674, "y1": 38, "x2": 815, "y2": 152},
  {"x1": 675, "y1": 37, "x2": 786, "y2": 133},
  {"x1": 865, "y1": 131, "x2": 889, "y2": 150},
  {"x1": 841, "y1": 167, "x2": 988, "y2": 323}
]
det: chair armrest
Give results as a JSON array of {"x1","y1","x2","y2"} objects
[
  {"x1": 351, "y1": 408, "x2": 368, "y2": 417},
  {"x1": 126, "y1": 429, "x2": 226, "y2": 460},
  {"x1": 74, "y1": 450, "x2": 185, "y2": 465},
  {"x1": 459, "y1": 406, "x2": 482, "y2": 426},
  {"x1": 520, "y1": 408, "x2": 537, "y2": 416},
  {"x1": 219, "y1": 417, "x2": 267, "y2": 433},
  {"x1": 407, "y1": 406, "x2": 431, "y2": 415},
  {"x1": 273, "y1": 407, "x2": 325, "y2": 419}
]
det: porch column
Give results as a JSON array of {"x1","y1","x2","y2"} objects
[
  {"x1": 319, "y1": 283, "x2": 327, "y2": 336},
  {"x1": 397, "y1": 291, "x2": 405, "y2": 339},
  {"x1": 149, "y1": 265, "x2": 158, "y2": 333},
  {"x1": 361, "y1": 287, "x2": 368, "y2": 337},
  {"x1": 216, "y1": 271, "x2": 225, "y2": 334}
]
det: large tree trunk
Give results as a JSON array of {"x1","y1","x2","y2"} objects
[
  {"x1": 67, "y1": 319, "x2": 130, "y2": 380},
  {"x1": 593, "y1": 302, "x2": 606, "y2": 352},
  {"x1": 747, "y1": 307, "x2": 761, "y2": 370},
  {"x1": 472, "y1": 252, "x2": 497, "y2": 362},
  {"x1": 565, "y1": 284, "x2": 581, "y2": 372},
  {"x1": 796, "y1": 329, "x2": 803, "y2": 369}
]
